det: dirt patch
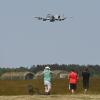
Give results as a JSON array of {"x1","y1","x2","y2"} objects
[{"x1": 0, "y1": 95, "x2": 100, "y2": 100}]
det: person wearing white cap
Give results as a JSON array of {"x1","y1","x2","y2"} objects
[{"x1": 43, "y1": 66, "x2": 52, "y2": 95}]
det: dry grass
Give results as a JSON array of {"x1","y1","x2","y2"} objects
[
  {"x1": 0, "y1": 95, "x2": 100, "y2": 100},
  {"x1": 0, "y1": 77, "x2": 100, "y2": 95}
]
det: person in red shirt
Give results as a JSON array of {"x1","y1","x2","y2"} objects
[{"x1": 68, "y1": 69, "x2": 78, "y2": 94}]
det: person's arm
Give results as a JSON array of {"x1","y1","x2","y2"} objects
[
  {"x1": 82, "y1": 71, "x2": 84, "y2": 77},
  {"x1": 68, "y1": 73, "x2": 70, "y2": 80},
  {"x1": 39, "y1": 71, "x2": 44, "y2": 76},
  {"x1": 88, "y1": 72, "x2": 90, "y2": 79},
  {"x1": 51, "y1": 71, "x2": 56, "y2": 75},
  {"x1": 77, "y1": 74, "x2": 79, "y2": 81}
]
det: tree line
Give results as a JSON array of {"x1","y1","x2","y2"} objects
[{"x1": 0, "y1": 64, "x2": 100, "y2": 77}]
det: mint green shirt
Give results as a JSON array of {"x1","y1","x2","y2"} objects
[{"x1": 43, "y1": 69, "x2": 52, "y2": 82}]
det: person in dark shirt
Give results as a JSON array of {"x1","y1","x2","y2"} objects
[{"x1": 82, "y1": 67, "x2": 90, "y2": 94}]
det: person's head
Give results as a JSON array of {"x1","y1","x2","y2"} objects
[
  {"x1": 71, "y1": 69, "x2": 75, "y2": 72},
  {"x1": 45, "y1": 66, "x2": 50, "y2": 70},
  {"x1": 84, "y1": 67, "x2": 89, "y2": 72}
]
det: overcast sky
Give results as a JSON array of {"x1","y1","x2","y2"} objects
[{"x1": 0, "y1": 0, "x2": 100, "y2": 68}]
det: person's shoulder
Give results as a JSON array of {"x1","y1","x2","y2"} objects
[
  {"x1": 82, "y1": 71, "x2": 86, "y2": 73},
  {"x1": 75, "y1": 72, "x2": 78, "y2": 75},
  {"x1": 68, "y1": 72, "x2": 71, "y2": 75}
]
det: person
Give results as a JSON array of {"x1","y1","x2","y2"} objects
[
  {"x1": 82, "y1": 67, "x2": 90, "y2": 94},
  {"x1": 68, "y1": 69, "x2": 78, "y2": 94},
  {"x1": 43, "y1": 66, "x2": 52, "y2": 95}
]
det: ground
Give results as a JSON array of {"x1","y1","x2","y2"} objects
[{"x1": 0, "y1": 95, "x2": 100, "y2": 100}]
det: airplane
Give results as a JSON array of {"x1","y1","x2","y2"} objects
[{"x1": 33, "y1": 14, "x2": 68, "y2": 22}]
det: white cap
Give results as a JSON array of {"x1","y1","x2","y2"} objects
[{"x1": 45, "y1": 66, "x2": 50, "y2": 69}]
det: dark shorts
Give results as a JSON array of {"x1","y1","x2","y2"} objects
[
  {"x1": 69, "y1": 83, "x2": 77, "y2": 90},
  {"x1": 83, "y1": 80, "x2": 89, "y2": 89}
]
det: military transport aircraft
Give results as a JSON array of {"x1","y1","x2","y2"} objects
[{"x1": 33, "y1": 14, "x2": 68, "y2": 22}]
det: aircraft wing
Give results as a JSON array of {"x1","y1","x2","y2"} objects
[
  {"x1": 42, "y1": 18, "x2": 50, "y2": 21},
  {"x1": 34, "y1": 17, "x2": 43, "y2": 20},
  {"x1": 34, "y1": 17, "x2": 50, "y2": 21}
]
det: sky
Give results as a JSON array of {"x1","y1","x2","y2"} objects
[{"x1": 0, "y1": 0, "x2": 100, "y2": 68}]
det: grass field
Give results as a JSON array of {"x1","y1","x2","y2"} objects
[
  {"x1": 0, "y1": 77, "x2": 100, "y2": 95},
  {"x1": 0, "y1": 95, "x2": 100, "y2": 100}
]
